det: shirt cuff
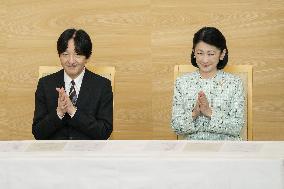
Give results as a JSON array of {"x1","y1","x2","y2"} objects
[
  {"x1": 57, "y1": 112, "x2": 65, "y2": 120},
  {"x1": 69, "y1": 107, "x2": 77, "y2": 118}
]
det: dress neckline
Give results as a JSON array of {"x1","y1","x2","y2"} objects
[{"x1": 197, "y1": 69, "x2": 222, "y2": 80}]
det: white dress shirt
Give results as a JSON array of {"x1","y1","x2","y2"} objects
[
  {"x1": 64, "y1": 68, "x2": 85, "y2": 96},
  {"x1": 57, "y1": 68, "x2": 86, "y2": 119}
]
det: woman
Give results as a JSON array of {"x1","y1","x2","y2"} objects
[{"x1": 171, "y1": 27, "x2": 245, "y2": 140}]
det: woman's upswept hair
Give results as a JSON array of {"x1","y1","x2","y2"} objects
[{"x1": 191, "y1": 27, "x2": 228, "y2": 69}]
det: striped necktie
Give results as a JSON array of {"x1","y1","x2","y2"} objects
[{"x1": 69, "y1": 80, "x2": 77, "y2": 105}]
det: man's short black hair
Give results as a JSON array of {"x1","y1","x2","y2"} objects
[
  {"x1": 191, "y1": 27, "x2": 228, "y2": 69},
  {"x1": 57, "y1": 28, "x2": 92, "y2": 59}
]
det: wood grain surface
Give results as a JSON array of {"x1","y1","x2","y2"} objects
[{"x1": 0, "y1": 0, "x2": 283, "y2": 140}]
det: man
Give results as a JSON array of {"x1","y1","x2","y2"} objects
[{"x1": 32, "y1": 28, "x2": 113, "y2": 140}]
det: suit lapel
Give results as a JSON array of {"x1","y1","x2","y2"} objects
[
  {"x1": 75, "y1": 69, "x2": 91, "y2": 108},
  {"x1": 47, "y1": 70, "x2": 64, "y2": 108},
  {"x1": 55, "y1": 70, "x2": 65, "y2": 89}
]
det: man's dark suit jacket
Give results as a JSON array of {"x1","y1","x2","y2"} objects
[{"x1": 32, "y1": 68, "x2": 113, "y2": 140}]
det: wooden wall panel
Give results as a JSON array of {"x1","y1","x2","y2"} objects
[
  {"x1": 1, "y1": 0, "x2": 152, "y2": 140},
  {"x1": 151, "y1": 0, "x2": 284, "y2": 140},
  {"x1": 0, "y1": 0, "x2": 283, "y2": 140}
]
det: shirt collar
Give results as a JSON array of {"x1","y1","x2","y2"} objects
[{"x1": 64, "y1": 67, "x2": 85, "y2": 87}]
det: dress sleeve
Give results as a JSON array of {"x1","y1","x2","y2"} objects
[
  {"x1": 206, "y1": 78, "x2": 245, "y2": 137},
  {"x1": 171, "y1": 77, "x2": 199, "y2": 135}
]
